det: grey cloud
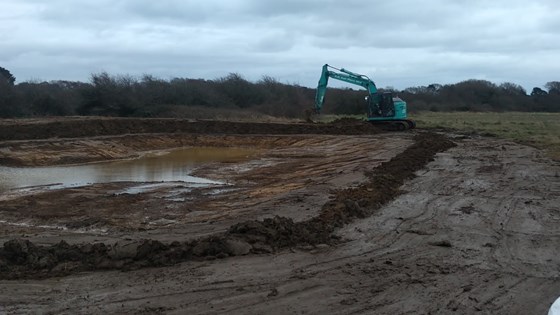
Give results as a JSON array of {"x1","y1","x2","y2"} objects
[
  {"x1": 1, "y1": 0, "x2": 559, "y2": 90},
  {"x1": 244, "y1": 0, "x2": 325, "y2": 17}
]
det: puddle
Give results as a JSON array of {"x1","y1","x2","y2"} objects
[
  {"x1": 115, "y1": 182, "x2": 202, "y2": 196},
  {"x1": 0, "y1": 147, "x2": 259, "y2": 193}
]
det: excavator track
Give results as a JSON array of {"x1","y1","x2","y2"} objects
[{"x1": 370, "y1": 119, "x2": 416, "y2": 131}]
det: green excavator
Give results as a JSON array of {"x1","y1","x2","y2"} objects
[{"x1": 311, "y1": 64, "x2": 415, "y2": 130}]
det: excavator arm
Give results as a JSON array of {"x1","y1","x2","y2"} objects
[{"x1": 314, "y1": 64, "x2": 378, "y2": 113}]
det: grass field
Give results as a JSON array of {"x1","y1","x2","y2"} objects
[{"x1": 411, "y1": 112, "x2": 560, "y2": 160}]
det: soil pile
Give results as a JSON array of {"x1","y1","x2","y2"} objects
[
  {"x1": 0, "y1": 118, "x2": 382, "y2": 141},
  {"x1": 330, "y1": 117, "x2": 366, "y2": 126},
  {"x1": 0, "y1": 133, "x2": 455, "y2": 279}
]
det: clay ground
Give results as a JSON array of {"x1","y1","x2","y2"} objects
[{"x1": 0, "y1": 118, "x2": 559, "y2": 314}]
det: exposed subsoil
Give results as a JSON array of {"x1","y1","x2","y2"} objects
[
  {"x1": 1, "y1": 117, "x2": 559, "y2": 314},
  {"x1": 0, "y1": 117, "x2": 381, "y2": 167}
]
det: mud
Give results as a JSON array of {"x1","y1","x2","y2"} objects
[{"x1": 1, "y1": 117, "x2": 559, "y2": 314}]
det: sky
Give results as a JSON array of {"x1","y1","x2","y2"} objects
[{"x1": 1, "y1": 0, "x2": 559, "y2": 91}]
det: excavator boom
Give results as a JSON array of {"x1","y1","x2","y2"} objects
[{"x1": 315, "y1": 64, "x2": 377, "y2": 113}]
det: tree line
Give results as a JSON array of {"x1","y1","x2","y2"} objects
[{"x1": 1, "y1": 66, "x2": 559, "y2": 118}]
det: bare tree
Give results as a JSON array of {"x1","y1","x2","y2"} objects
[
  {"x1": 0, "y1": 66, "x2": 16, "y2": 85},
  {"x1": 545, "y1": 81, "x2": 560, "y2": 95}
]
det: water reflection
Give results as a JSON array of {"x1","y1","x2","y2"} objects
[{"x1": 0, "y1": 147, "x2": 258, "y2": 193}]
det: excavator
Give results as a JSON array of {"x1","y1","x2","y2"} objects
[{"x1": 310, "y1": 64, "x2": 415, "y2": 130}]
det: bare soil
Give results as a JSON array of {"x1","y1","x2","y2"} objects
[{"x1": 0, "y1": 118, "x2": 559, "y2": 314}]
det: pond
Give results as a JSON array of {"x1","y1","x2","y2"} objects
[{"x1": 0, "y1": 147, "x2": 259, "y2": 193}]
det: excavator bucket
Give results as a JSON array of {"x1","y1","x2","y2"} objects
[{"x1": 304, "y1": 108, "x2": 318, "y2": 123}]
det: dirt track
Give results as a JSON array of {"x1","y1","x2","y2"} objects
[{"x1": 0, "y1": 118, "x2": 559, "y2": 314}]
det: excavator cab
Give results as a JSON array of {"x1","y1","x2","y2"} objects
[{"x1": 367, "y1": 93, "x2": 395, "y2": 118}]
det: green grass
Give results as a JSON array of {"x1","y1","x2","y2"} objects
[{"x1": 410, "y1": 112, "x2": 560, "y2": 160}]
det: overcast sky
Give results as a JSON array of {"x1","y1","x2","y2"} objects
[{"x1": 1, "y1": 0, "x2": 559, "y2": 91}]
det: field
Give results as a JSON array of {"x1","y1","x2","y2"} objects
[
  {"x1": 412, "y1": 111, "x2": 560, "y2": 159},
  {"x1": 0, "y1": 117, "x2": 559, "y2": 314}
]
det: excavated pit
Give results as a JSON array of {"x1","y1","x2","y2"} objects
[{"x1": 0, "y1": 131, "x2": 455, "y2": 279}]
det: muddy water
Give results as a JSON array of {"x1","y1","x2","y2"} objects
[{"x1": 0, "y1": 147, "x2": 259, "y2": 193}]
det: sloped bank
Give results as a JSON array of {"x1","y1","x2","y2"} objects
[
  {"x1": 0, "y1": 133, "x2": 455, "y2": 280},
  {"x1": 0, "y1": 118, "x2": 383, "y2": 167},
  {"x1": 0, "y1": 118, "x2": 381, "y2": 141}
]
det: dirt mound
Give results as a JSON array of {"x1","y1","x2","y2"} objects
[
  {"x1": 0, "y1": 132, "x2": 455, "y2": 279},
  {"x1": 330, "y1": 117, "x2": 365, "y2": 126},
  {"x1": 0, "y1": 118, "x2": 382, "y2": 141},
  {"x1": 328, "y1": 117, "x2": 381, "y2": 132},
  {"x1": 229, "y1": 216, "x2": 329, "y2": 250}
]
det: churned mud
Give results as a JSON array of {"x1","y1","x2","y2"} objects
[{"x1": 0, "y1": 117, "x2": 559, "y2": 314}]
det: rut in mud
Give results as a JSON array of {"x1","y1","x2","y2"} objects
[{"x1": 0, "y1": 133, "x2": 455, "y2": 280}]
